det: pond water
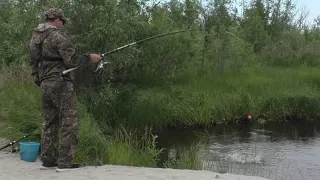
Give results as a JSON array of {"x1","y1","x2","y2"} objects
[{"x1": 156, "y1": 121, "x2": 320, "y2": 180}]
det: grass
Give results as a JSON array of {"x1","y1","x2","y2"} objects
[
  {"x1": 0, "y1": 65, "x2": 41, "y2": 140},
  {"x1": 76, "y1": 104, "x2": 162, "y2": 166},
  {"x1": 162, "y1": 142, "x2": 202, "y2": 170},
  {"x1": 96, "y1": 65, "x2": 320, "y2": 130}
]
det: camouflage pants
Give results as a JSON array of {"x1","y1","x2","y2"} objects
[{"x1": 40, "y1": 80, "x2": 79, "y2": 167}]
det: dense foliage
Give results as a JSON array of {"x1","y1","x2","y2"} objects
[{"x1": 2, "y1": 0, "x2": 320, "y2": 129}]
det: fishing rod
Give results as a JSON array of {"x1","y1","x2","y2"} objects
[
  {"x1": 0, "y1": 134, "x2": 32, "y2": 152},
  {"x1": 62, "y1": 28, "x2": 201, "y2": 75}
]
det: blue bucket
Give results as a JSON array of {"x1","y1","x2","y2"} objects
[{"x1": 19, "y1": 142, "x2": 40, "y2": 162}]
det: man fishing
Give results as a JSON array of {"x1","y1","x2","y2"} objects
[{"x1": 28, "y1": 8, "x2": 101, "y2": 171}]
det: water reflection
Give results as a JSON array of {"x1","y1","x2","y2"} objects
[{"x1": 156, "y1": 121, "x2": 320, "y2": 180}]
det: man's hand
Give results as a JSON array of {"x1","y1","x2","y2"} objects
[{"x1": 89, "y1": 54, "x2": 102, "y2": 63}]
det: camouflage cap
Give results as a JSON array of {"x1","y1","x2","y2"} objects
[{"x1": 45, "y1": 8, "x2": 67, "y2": 24}]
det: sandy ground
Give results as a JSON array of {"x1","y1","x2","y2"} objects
[{"x1": 0, "y1": 150, "x2": 269, "y2": 180}]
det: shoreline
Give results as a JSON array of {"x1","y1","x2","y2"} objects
[{"x1": 0, "y1": 151, "x2": 269, "y2": 180}]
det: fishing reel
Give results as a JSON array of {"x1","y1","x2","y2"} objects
[{"x1": 94, "y1": 54, "x2": 111, "y2": 72}]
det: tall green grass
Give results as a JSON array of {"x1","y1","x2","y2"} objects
[
  {"x1": 76, "y1": 105, "x2": 162, "y2": 166},
  {"x1": 0, "y1": 65, "x2": 41, "y2": 140},
  {"x1": 100, "y1": 65, "x2": 320, "y2": 129}
]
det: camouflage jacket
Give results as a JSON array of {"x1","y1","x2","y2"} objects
[{"x1": 28, "y1": 23, "x2": 90, "y2": 86}]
